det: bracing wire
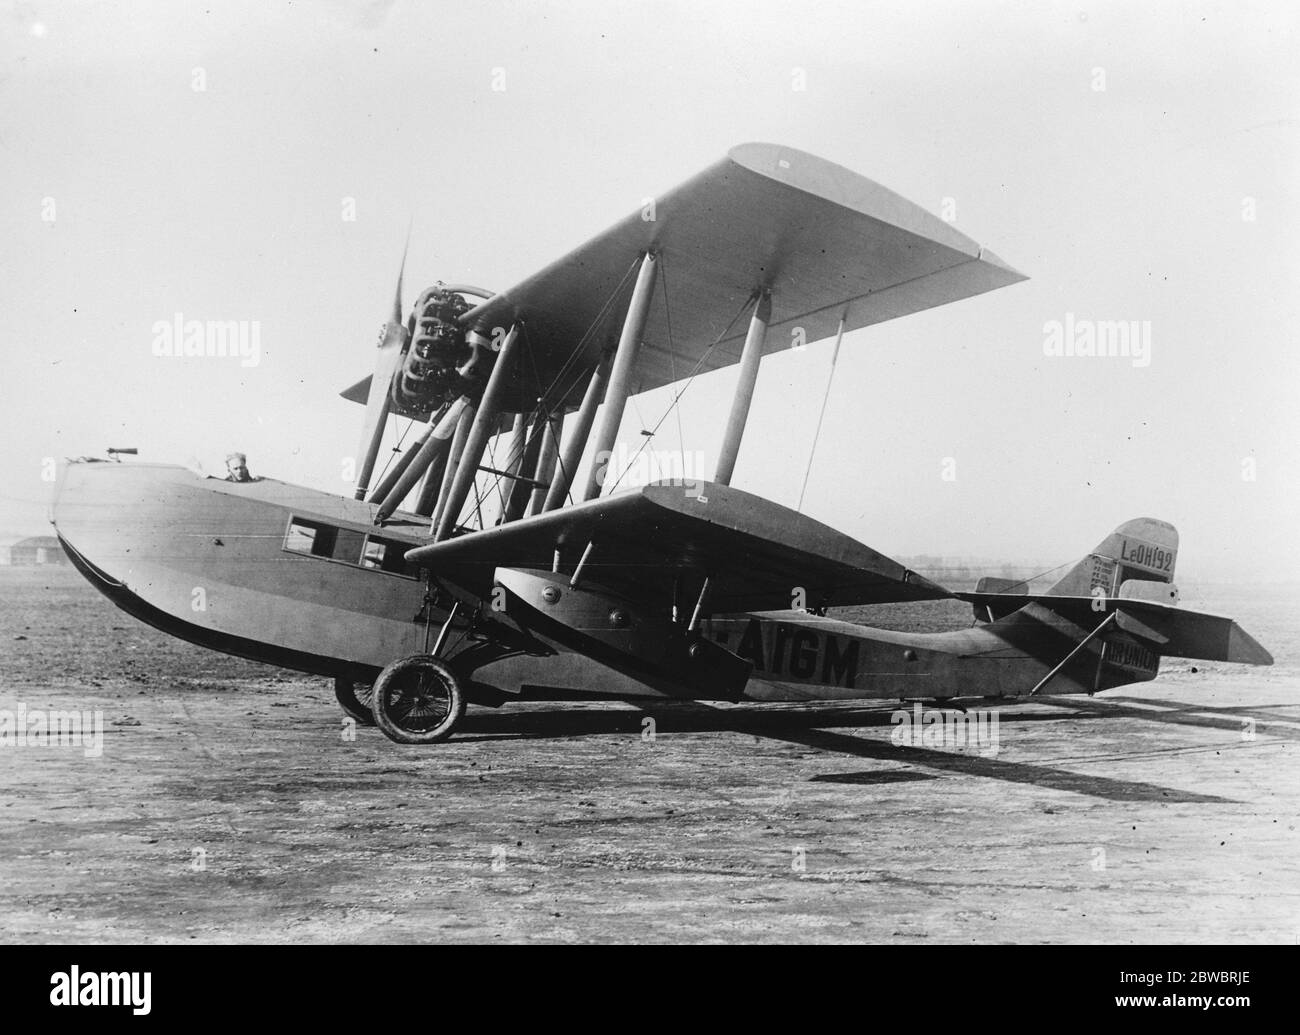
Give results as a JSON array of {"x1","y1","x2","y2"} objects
[
  {"x1": 370, "y1": 416, "x2": 414, "y2": 490},
  {"x1": 606, "y1": 287, "x2": 757, "y2": 494},
  {"x1": 469, "y1": 258, "x2": 642, "y2": 516}
]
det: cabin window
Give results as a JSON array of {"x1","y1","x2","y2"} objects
[
  {"x1": 284, "y1": 519, "x2": 336, "y2": 557},
  {"x1": 283, "y1": 518, "x2": 415, "y2": 578},
  {"x1": 362, "y1": 536, "x2": 412, "y2": 577},
  {"x1": 333, "y1": 528, "x2": 367, "y2": 565}
]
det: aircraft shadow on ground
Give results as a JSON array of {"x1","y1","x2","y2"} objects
[
  {"x1": 1038, "y1": 695, "x2": 1300, "y2": 740},
  {"x1": 449, "y1": 699, "x2": 1246, "y2": 804}
]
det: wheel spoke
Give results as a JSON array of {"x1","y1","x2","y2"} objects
[
  {"x1": 386, "y1": 675, "x2": 451, "y2": 730},
  {"x1": 372, "y1": 655, "x2": 464, "y2": 743}
]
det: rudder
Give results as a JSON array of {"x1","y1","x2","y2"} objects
[{"x1": 1046, "y1": 517, "x2": 1178, "y2": 597}]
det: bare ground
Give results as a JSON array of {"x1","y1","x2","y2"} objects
[{"x1": 1, "y1": 568, "x2": 1297, "y2": 943}]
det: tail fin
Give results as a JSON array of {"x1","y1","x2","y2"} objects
[
  {"x1": 1045, "y1": 517, "x2": 1178, "y2": 597},
  {"x1": 961, "y1": 517, "x2": 1272, "y2": 672}
]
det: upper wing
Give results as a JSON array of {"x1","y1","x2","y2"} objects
[
  {"x1": 404, "y1": 479, "x2": 949, "y2": 612},
  {"x1": 345, "y1": 143, "x2": 1027, "y2": 412}
]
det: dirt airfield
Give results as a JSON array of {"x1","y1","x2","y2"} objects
[{"x1": 1, "y1": 568, "x2": 1297, "y2": 943}]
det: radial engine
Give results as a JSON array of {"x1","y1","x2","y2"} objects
[{"x1": 389, "y1": 284, "x2": 496, "y2": 417}]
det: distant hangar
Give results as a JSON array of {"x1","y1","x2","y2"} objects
[{"x1": 0, "y1": 535, "x2": 69, "y2": 566}]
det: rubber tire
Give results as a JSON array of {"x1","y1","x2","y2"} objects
[
  {"x1": 334, "y1": 675, "x2": 376, "y2": 727},
  {"x1": 371, "y1": 654, "x2": 465, "y2": 744}
]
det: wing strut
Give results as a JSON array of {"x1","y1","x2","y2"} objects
[
  {"x1": 430, "y1": 399, "x2": 478, "y2": 532},
  {"x1": 569, "y1": 540, "x2": 596, "y2": 589},
  {"x1": 714, "y1": 291, "x2": 771, "y2": 485},
  {"x1": 581, "y1": 251, "x2": 659, "y2": 501},
  {"x1": 542, "y1": 354, "x2": 610, "y2": 512},
  {"x1": 497, "y1": 412, "x2": 529, "y2": 516},
  {"x1": 434, "y1": 324, "x2": 523, "y2": 540},
  {"x1": 501, "y1": 409, "x2": 548, "y2": 523},
  {"x1": 688, "y1": 575, "x2": 712, "y2": 632},
  {"x1": 374, "y1": 396, "x2": 469, "y2": 522},
  {"x1": 367, "y1": 402, "x2": 447, "y2": 505},
  {"x1": 528, "y1": 414, "x2": 562, "y2": 516},
  {"x1": 413, "y1": 427, "x2": 454, "y2": 517}
]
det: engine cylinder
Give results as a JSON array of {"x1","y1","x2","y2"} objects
[{"x1": 390, "y1": 285, "x2": 475, "y2": 416}]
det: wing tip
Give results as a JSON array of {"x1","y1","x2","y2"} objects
[
  {"x1": 1227, "y1": 623, "x2": 1274, "y2": 666},
  {"x1": 975, "y1": 247, "x2": 1030, "y2": 284},
  {"x1": 728, "y1": 144, "x2": 1030, "y2": 281}
]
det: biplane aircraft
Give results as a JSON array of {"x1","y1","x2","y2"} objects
[{"x1": 51, "y1": 143, "x2": 1272, "y2": 744}]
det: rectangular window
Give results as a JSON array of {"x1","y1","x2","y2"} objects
[
  {"x1": 284, "y1": 518, "x2": 336, "y2": 557},
  {"x1": 332, "y1": 528, "x2": 367, "y2": 565},
  {"x1": 360, "y1": 539, "x2": 386, "y2": 569},
  {"x1": 284, "y1": 518, "x2": 416, "y2": 578},
  {"x1": 362, "y1": 536, "x2": 413, "y2": 577}
]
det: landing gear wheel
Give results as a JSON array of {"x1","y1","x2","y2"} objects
[
  {"x1": 371, "y1": 654, "x2": 465, "y2": 744},
  {"x1": 334, "y1": 675, "x2": 375, "y2": 727}
]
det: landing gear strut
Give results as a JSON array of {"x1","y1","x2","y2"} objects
[{"x1": 370, "y1": 654, "x2": 465, "y2": 744}]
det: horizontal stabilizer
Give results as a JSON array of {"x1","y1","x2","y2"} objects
[
  {"x1": 969, "y1": 576, "x2": 1028, "y2": 622},
  {"x1": 955, "y1": 591, "x2": 1273, "y2": 665}
]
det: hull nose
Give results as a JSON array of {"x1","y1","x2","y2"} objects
[
  {"x1": 50, "y1": 460, "x2": 185, "y2": 582},
  {"x1": 51, "y1": 459, "x2": 430, "y2": 676},
  {"x1": 50, "y1": 459, "x2": 118, "y2": 570}
]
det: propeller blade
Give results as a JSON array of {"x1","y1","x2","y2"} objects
[
  {"x1": 353, "y1": 238, "x2": 414, "y2": 500},
  {"x1": 390, "y1": 222, "x2": 410, "y2": 325}
]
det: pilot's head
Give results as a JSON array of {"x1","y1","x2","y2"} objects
[{"x1": 225, "y1": 452, "x2": 250, "y2": 481}]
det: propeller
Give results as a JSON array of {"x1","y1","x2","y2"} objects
[{"x1": 352, "y1": 232, "x2": 412, "y2": 500}]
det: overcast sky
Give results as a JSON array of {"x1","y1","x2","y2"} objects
[{"x1": 2, "y1": 0, "x2": 1296, "y2": 578}]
